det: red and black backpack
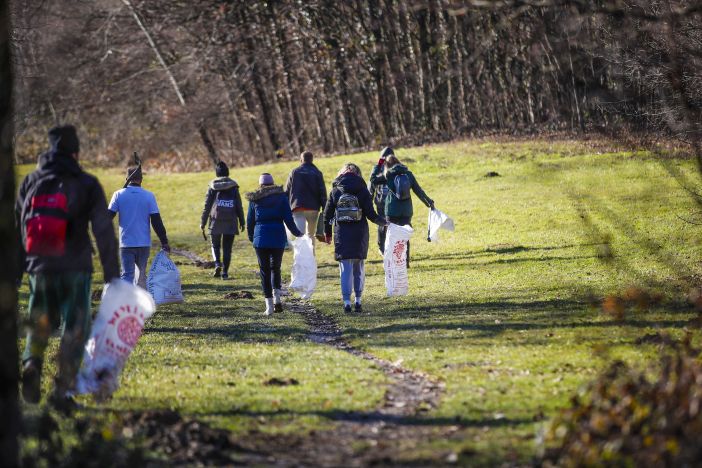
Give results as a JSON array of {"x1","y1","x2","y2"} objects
[{"x1": 21, "y1": 173, "x2": 70, "y2": 256}]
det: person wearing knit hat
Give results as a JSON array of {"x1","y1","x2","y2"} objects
[
  {"x1": 368, "y1": 146, "x2": 394, "y2": 254},
  {"x1": 369, "y1": 152, "x2": 435, "y2": 269},
  {"x1": 200, "y1": 160, "x2": 245, "y2": 279},
  {"x1": 246, "y1": 173, "x2": 303, "y2": 315},
  {"x1": 17, "y1": 125, "x2": 119, "y2": 408},
  {"x1": 108, "y1": 163, "x2": 170, "y2": 289},
  {"x1": 284, "y1": 151, "x2": 327, "y2": 254}
]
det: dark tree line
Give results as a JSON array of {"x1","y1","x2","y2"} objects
[{"x1": 9, "y1": 1, "x2": 702, "y2": 167}]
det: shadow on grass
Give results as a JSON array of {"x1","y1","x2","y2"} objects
[
  {"x1": 209, "y1": 408, "x2": 535, "y2": 429},
  {"x1": 341, "y1": 298, "x2": 694, "y2": 343}
]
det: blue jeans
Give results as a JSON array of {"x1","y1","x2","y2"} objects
[
  {"x1": 120, "y1": 247, "x2": 151, "y2": 289},
  {"x1": 339, "y1": 259, "x2": 365, "y2": 302}
]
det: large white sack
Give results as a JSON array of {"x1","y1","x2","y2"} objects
[
  {"x1": 428, "y1": 208, "x2": 455, "y2": 243},
  {"x1": 76, "y1": 279, "x2": 155, "y2": 400},
  {"x1": 289, "y1": 235, "x2": 317, "y2": 299},
  {"x1": 147, "y1": 250, "x2": 184, "y2": 305},
  {"x1": 384, "y1": 223, "x2": 414, "y2": 296}
]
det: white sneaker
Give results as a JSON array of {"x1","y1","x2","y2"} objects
[{"x1": 264, "y1": 298, "x2": 274, "y2": 316}]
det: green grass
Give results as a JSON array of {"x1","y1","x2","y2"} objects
[{"x1": 16, "y1": 138, "x2": 702, "y2": 464}]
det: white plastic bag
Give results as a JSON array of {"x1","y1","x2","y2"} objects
[
  {"x1": 384, "y1": 223, "x2": 414, "y2": 296},
  {"x1": 289, "y1": 235, "x2": 317, "y2": 299},
  {"x1": 147, "y1": 250, "x2": 184, "y2": 305},
  {"x1": 427, "y1": 208, "x2": 455, "y2": 243},
  {"x1": 76, "y1": 279, "x2": 155, "y2": 400}
]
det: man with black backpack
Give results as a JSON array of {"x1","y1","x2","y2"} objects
[
  {"x1": 15, "y1": 125, "x2": 119, "y2": 408},
  {"x1": 370, "y1": 152, "x2": 434, "y2": 267},
  {"x1": 368, "y1": 147, "x2": 393, "y2": 254},
  {"x1": 323, "y1": 163, "x2": 385, "y2": 312},
  {"x1": 200, "y1": 161, "x2": 245, "y2": 279}
]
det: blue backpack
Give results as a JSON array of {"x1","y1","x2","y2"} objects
[{"x1": 391, "y1": 174, "x2": 411, "y2": 200}]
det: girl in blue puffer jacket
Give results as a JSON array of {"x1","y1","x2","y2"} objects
[{"x1": 246, "y1": 173, "x2": 303, "y2": 315}]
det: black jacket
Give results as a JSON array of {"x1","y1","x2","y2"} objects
[
  {"x1": 16, "y1": 151, "x2": 119, "y2": 281},
  {"x1": 285, "y1": 163, "x2": 327, "y2": 211},
  {"x1": 200, "y1": 177, "x2": 245, "y2": 236},
  {"x1": 323, "y1": 173, "x2": 382, "y2": 261}
]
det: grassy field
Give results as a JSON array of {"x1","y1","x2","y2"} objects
[{"x1": 16, "y1": 138, "x2": 702, "y2": 464}]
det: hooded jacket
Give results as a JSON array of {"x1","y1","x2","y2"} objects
[
  {"x1": 323, "y1": 173, "x2": 383, "y2": 261},
  {"x1": 201, "y1": 177, "x2": 245, "y2": 236},
  {"x1": 246, "y1": 185, "x2": 303, "y2": 249},
  {"x1": 16, "y1": 150, "x2": 119, "y2": 281},
  {"x1": 284, "y1": 162, "x2": 327, "y2": 211},
  {"x1": 370, "y1": 164, "x2": 433, "y2": 219}
]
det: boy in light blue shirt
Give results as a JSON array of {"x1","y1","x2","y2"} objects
[{"x1": 108, "y1": 166, "x2": 170, "y2": 288}]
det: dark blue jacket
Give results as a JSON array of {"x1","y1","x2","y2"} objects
[
  {"x1": 285, "y1": 163, "x2": 327, "y2": 211},
  {"x1": 246, "y1": 185, "x2": 302, "y2": 248},
  {"x1": 323, "y1": 173, "x2": 383, "y2": 261}
]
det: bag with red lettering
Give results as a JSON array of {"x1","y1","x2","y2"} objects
[
  {"x1": 76, "y1": 279, "x2": 156, "y2": 401},
  {"x1": 383, "y1": 223, "x2": 414, "y2": 296}
]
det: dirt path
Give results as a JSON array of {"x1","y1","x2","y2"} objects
[{"x1": 133, "y1": 251, "x2": 459, "y2": 465}]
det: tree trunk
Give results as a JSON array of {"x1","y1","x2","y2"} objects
[{"x1": 0, "y1": 0, "x2": 20, "y2": 465}]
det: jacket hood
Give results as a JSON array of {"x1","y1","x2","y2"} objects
[
  {"x1": 210, "y1": 177, "x2": 238, "y2": 191},
  {"x1": 37, "y1": 150, "x2": 82, "y2": 176},
  {"x1": 386, "y1": 164, "x2": 409, "y2": 177},
  {"x1": 333, "y1": 173, "x2": 366, "y2": 194},
  {"x1": 245, "y1": 185, "x2": 285, "y2": 202}
]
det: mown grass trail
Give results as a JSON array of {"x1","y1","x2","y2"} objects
[{"x1": 17, "y1": 138, "x2": 702, "y2": 465}]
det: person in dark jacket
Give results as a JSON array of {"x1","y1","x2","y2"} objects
[
  {"x1": 323, "y1": 163, "x2": 385, "y2": 313},
  {"x1": 284, "y1": 151, "x2": 326, "y2": 252},
  {"x1": 369, "y1": 153, "x2": 434, "y2": 267},
  {"x1": 368, "y1": 147, "x2": 393, "y2": 254},
  {"x1": 200, "y1": 161, "x2": 245, "y2": 279},
  {"x1": 247, "y1": 173, "x2": 303, "y2": 315},
  {"x1": 15, "y1": 125, "x2": 119, "y2": 407}
]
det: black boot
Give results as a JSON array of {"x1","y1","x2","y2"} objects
[{"x1": 21, "y1": 358, "x2": 42, "y2": 404}]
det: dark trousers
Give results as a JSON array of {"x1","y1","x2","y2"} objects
[
  {"x1": 388, "y1": 216, "x2": 412, "y2": 267},
  {"x1": 255, "y1": 247, "x2": 285, "y2": 298},
  {"x1": 24, "y1": 272, "x2": 92, "y2": 393},
  {"x1": 211, "y1": 234, "x2": 235, "y2": 273},
  {"x1": 377, "y1": 224, "x2": 387, "y2": 254}
]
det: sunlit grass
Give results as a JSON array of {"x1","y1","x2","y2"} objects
[{"x1": 16, "y1": 137, "x2": 702, "y2": 463}]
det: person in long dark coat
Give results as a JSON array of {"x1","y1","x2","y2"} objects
[{"x1": 323, "y1": 163, "x2": 385, "y2": 312}]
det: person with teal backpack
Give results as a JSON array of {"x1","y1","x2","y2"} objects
[{"x1": 370, "y1": 153, "x2": 434, "y2": 267}]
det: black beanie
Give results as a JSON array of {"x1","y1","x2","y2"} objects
[
  {"x1": 126, "y1": 165, "x2": 142, "y2": 181},
  {"x1": 380, "y1": 147, "x2": 394, "y2": 159},
  {"x1": 216, "y1": 160, "x2": 229, "y2": 177},
  {"x1": 48, "y1": 125, "x2": 80, "y2": 154}
]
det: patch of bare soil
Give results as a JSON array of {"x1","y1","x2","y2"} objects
[
  {"x1": 124, "y1": 283, "x2": 459, "y2": 465},
  {"x1": 224, "y1": 291, "x2": 255, "y2": 300},
  {"x1": 171, "y1": 248, "x2": 216, "y2": 269}
]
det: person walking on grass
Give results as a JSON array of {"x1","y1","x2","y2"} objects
[
  {"x1": 16, "y1": 125, "x2": 119, "y2": 409},
  {"x1": 368, "y1": 146, "x2": 393, "y2": 254},
  {"x1": 200, "y1": 161, "x2": 245, "y2": 280},
  {"x1": 247, "y1": 173, "x2": 303, "y2": 315},
  {"x1": 108, "y1": 165, "x2": 170, "y2": 289},
  {"x1": 370, "y1": 153, "x2": 434, "y2": 267},
  {"x1": 323, "y1": 163, "x2": 385, "y2": 313},
  {"x1": 284, "y1": 151, "x2": 326, "y2": 252}
]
